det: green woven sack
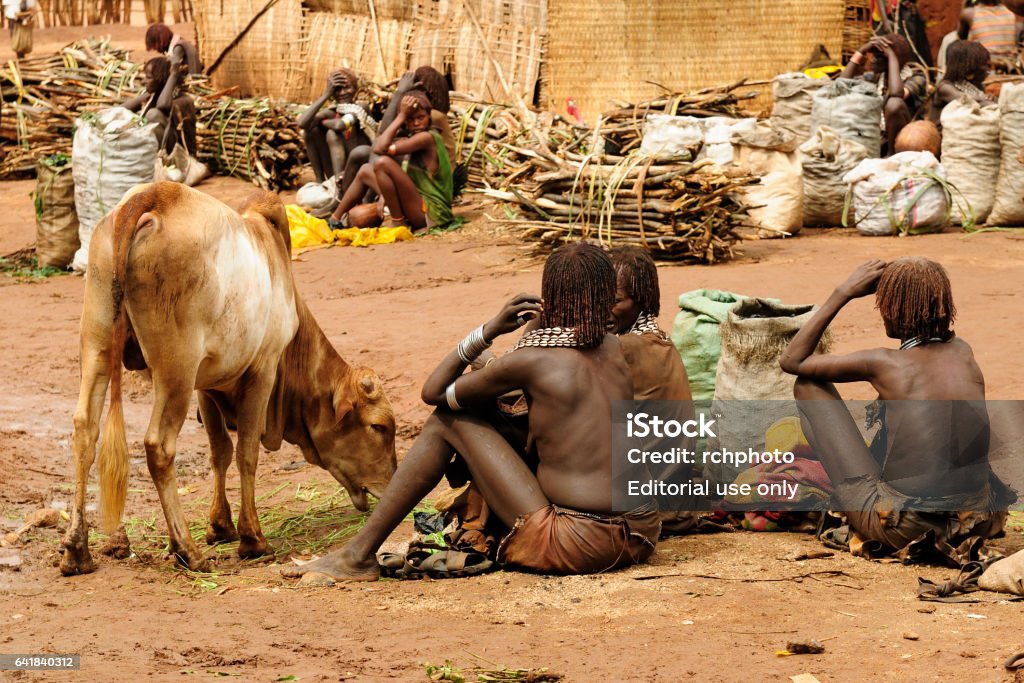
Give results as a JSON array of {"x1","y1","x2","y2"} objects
[{"x1": 671, "y1": 289, "x2": 749, "y2": 403}]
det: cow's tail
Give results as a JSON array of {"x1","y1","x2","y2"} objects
[{"x1": 99, "y1": 184, "x2": 170, "y2": 533}]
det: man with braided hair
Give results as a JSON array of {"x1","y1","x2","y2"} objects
[
  {"x1": 283, "y1": 243, "x2": 661, "y2": 581},
  {"x1": 781, "y1": 258, "x2": 1014, "y2": 565}
]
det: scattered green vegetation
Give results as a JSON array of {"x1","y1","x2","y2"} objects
[
  {"x1": 0, "y1": 249, "x2": 67, "y2": 280},
  {"x1": 425, "y1": 655, "x2": 562, "y2": 682}
]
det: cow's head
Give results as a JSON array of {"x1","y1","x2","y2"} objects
[{"x1": 308, "y1": 367, "x2": 397, "y2": 511}]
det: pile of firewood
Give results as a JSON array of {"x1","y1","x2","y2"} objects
[
  {"x1": 193, "y1": 94, "x2": 305, "y2": 190},
  {"x1": 461, "y1": 84, "x2": 760, "y2": 263},
  {"x1": 0, "y1": 39, "x2": 141, "y2": 178},
  {"x1": 0, "y1": 40, "x2": 308, "y2": 190}
]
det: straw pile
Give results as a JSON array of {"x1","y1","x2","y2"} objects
[
  {"x1": 0, "y1": 39, "x2": 142, "y2": 178},
  {"x1": 463, "y1": 85, "x2": 759, "y2": 263}
]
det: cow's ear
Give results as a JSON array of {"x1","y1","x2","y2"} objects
[{"x1": 333, "y1": 394, "x2": 353, "y2": 425}]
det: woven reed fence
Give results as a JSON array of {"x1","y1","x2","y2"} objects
[
  {"x1": 302, "y1": 11, "x2": 413, "y2": 100},
  {"x1": 843, "y1": 0, "x2": 872, "y2": 62},
  {"x1": 194, "y1": 0, "x2": 306, "y2": 101},
  {"x1": 543, "y1": 0, "x2": 845, "y2": 121},
  {"x1": 21, "y1": 0, "x2": 192, "y2": 27}
]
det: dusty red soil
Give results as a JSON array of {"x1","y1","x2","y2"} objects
[{"x1": 2, "y1": 22, "x2": 1024, "y2": 683}]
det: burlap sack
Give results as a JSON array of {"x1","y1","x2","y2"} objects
[
  {"x1": 940, "y1": 98, "x2": 1001, "y2": 225},
  {"x1": 34, "y1": 156, "x2": 80, "y2": 269},
  {"x1": 11, "y1": 19, "x2": 33, "y2": 56},
  {"x1": 671, "y1": 289, "x2": 752, "y2": 403},
  {"x1": 732, "y1": 123, "x2": 803, "y2": 237},
  {"x1": 705, "y1": 299, "x2": 829, "y2": 484},
  {"x1": 810, "y1": 78, "x2": 884, "y2": 159},
  {"x1": 987, "y1": 83, "x2": 1024, "y2": 226},
  {"x1": 799, "y1": 126, "x2": 869, "y2": 227},
  {"x1": 771, "y1": 73, "x2": 827, "y2": 144},
  {"x1": 978, "y1": 549, "x2": 1024, "y2": 595}
]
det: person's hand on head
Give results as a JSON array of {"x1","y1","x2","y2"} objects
[
  {"x1": 169, "y1": 48, "x2": 183, "y2": 69},
  {"x1": 398, "y1": 94, "x2": 421, "y2": 117},
  {"x1": 838, "y1": 260, "x2": 887, "y2": 299},
  {"x1": 484, "y1": 293, "x2": 544, "y2": 340},
  {"x1": 397, "y1": 71, "x2": 417, "y2": 92},
  {"x1": 324, "y1": 72, "x2": 340, "y2": 96}
]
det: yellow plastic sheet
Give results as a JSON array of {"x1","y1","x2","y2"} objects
[
  {"x1": 286, "y1": 204, "x2": 334, "y2": 249},
  {"x1": 333, "y1": 226, "x2": 414, "y2": 246},
  {"x1": 285, "y1": 204, "x2": 415, "y2": 250},
  {"x1": 803, "y1": 65, "x2": 842, "y2": 79}
]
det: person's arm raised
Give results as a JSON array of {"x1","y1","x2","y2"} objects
[
  {"x1": 780, "y1": 259, "x2": 888, "y2": 381},
  {"x1": 421, "y1": 293, "x2": 543, "y2": 407},
  {"x1": 297, "y1": 72, "x2": 342, "y2": 130},
  {"x1": 155, "y1": 50, "x2": 183, "y2": 112}
]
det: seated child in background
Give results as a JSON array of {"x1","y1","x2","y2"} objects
[
  {"x1": 337, "y1": 66, "x2": 455, "y2": 197},
  {"x1": 328, "y1": 90, "x2": 457, "y2": 232},
  {"x1": 842, "y1": 34, "x2": 927, "y2": 156},
  {"x1": 930, "y1": 39, "x2": 997, "y2": 123},
  {"x1": 124, "y1": 56, "x2": 197, "y2": 155},
  {"x1": 297, "y1": 68, "x2": 376, "y2": 184}
]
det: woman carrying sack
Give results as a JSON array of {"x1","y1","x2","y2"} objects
[{"x1": 4, "y1": 0, "x2": 36, "y2": 59}]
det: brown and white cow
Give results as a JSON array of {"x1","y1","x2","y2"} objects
[{"x1": 60, "y1": 182, "x2": 396, "y2": 575}]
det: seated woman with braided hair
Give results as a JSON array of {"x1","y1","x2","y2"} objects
[
  {"x1": 327, "y1": 90, "x2": 458, "y2": 232},
  {"x1": 780, "y1": 258, "x2": 1014, "y2": 565},
  {"x1": 283, "y1": 243, "x2": 661, "y2": 581}
]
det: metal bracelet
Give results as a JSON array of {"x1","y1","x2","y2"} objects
[
  {"x1": 445, "y1": 382, "x2": 461, "y2": 411},
  {"x1": 456, "y1": 325, "x2": 491, "y2": 364}
]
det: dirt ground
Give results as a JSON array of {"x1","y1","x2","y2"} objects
[{"x1": 2, "y1": 22, "x2": 1024, "y2": 683}]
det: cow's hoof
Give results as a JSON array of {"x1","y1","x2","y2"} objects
[
  {"x1": 238, "y1": 535, "x2": 271, "y2": 560},
  {"x1": 59, "y1": 542, "x2": 96, "y2": 576},
  {"x1": 205, "y1": 522, "x2": 239, "y2": 546},
  {"x1": 99, "y1": 528, "x2": 131, "y2": 559},
  {"x1": 169, "y1": 542, "x2": 211, "y2": 572}
]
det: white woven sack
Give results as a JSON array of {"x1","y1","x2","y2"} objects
[
  {"x1": 987, "y1": 83, "x2": 1024, "y2": 226},
  {"x1": 843, "y1": 151, "x2": 949, "y2": 236},
  {"x1": 71, "y1": 107, "x2": 158, "y2": 272},
  {"x1": 940, "y1": 98, "x2": 1000, "y2": 225}
]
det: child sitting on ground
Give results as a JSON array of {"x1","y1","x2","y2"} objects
[
  {"x1": 123, "y1": 55, "x2": 197, "y2": 155},
  {"x1": 297, "y1": 68, "x2": 376, "y2": 184},
  {"x1": 327, "y1": 90, "x2": 459, "y2": 232}
]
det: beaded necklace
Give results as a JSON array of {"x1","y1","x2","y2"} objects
[
  {"x1": 510, "y1": 326, "x2": 580, "y2": 351},
  {"x1": 628, "y1": 312, "x2": 670, "y2": 342}
]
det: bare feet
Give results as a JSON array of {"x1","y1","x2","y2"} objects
[
  {"x1": 280, "y1": 546, "x2": 379, "y2": 582},
  {"x1": 381, "y1": 216, "x2": 407, "y2": 229}
]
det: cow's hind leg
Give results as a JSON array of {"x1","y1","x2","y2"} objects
[
  {"x1": 198, "y1": 392, "x2": 239, "y2": 545},
  {"x1": 146, "y1": 374, "x2": 209, "y2": 571},
  {"x1": 61, "y1": 348, "x2": 109, "y2": 576},
  {"x1": 234, "y1": 369, "x2": 277, "y2": 560}
]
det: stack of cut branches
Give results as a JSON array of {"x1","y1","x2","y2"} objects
[
  {"x1": 193, "y1": 94, "x2": 306, "y2": 191},
  {"x1": 465, "y1": 86, "x2": 759, "y2": 263},
  {"x1": 0, "y1": 38, "x2": 142, "y2": 178}
]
